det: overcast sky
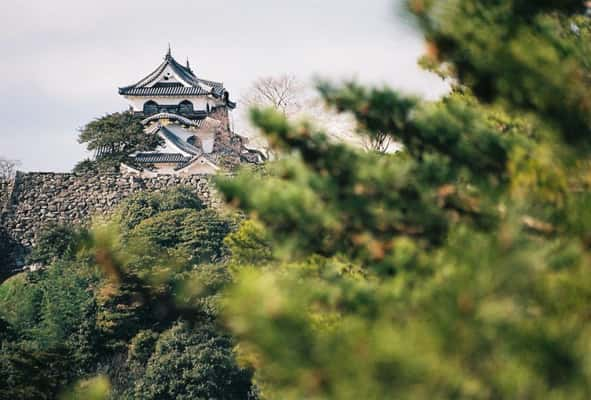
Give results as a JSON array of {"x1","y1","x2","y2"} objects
[{"x1": 0, "y1": 0, "x2": 447, "y2": 172}]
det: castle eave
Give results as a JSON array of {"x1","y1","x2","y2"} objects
[
  {"x1": 133, "y1": 153, "x2": 191, "y2": 164},
  {"x1": 141, "y1": 112, "x2": 206, "y2": 127},
  {"x1": 119, "y1": 86, "x2": 209, "y2": 96}
]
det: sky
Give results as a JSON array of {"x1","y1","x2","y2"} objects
[{"x1": 0, "y1": 0, "x2": 447, "y2": 172}]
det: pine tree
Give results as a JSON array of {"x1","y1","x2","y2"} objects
[
  {"x1": 74, "y1": 111, "x2": 162, "y2": 174},
  {"x1": 215, "y1": 2, "x2": 591, "y2": 398}
]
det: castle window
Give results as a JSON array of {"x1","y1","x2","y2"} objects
[
  {"x1": 143, "y1": 100, "x2": 159, "y2": 115},
  {"x1": 179, "y1": 100, "x2": 194, "y2": 114}
]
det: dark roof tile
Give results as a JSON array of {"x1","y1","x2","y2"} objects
[
  {"x1": 119, "y1": 52, "x2": 227, "y2": 98},
  {"x1": 159, "y1": 126, "x2": 202, "y2": 156},
  {"x1": 119, "y1": 86, "x2": 209, "y2": 96},
  {"x1": 133, "y1": 153, "x2": 191, "y2": 163}
]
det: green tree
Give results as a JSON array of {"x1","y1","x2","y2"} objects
[
  {"x1": 115, "y1": 187, "x2": 203, "y2": 232},
  {"x1": 128, "y1": 208, "x2": 232, "y2": 265},
  {"x1": 74, "y1": 111, "x2": 162, "y2": 173},
  {"x1": 133, "y1": 322, "x2": 255, "y2": 400},
  {"x1": 0, "y1": 226, "x2": 19, "y2": 281},
  {"x1": 27, "y1": 224, "x2": 83, "y2": 265},
  {"x1": 0, "y1": 343, "x2": 72, "y2": 400},
  {"x1": 224, "y1": 220, "x2": 274, "y2": 267},
  {"x1": 213, "y1": 2, "x2": 591, "y2": 399},
  {"x1": 0, "y1": 262, "x2": 99, "y2": 399}
]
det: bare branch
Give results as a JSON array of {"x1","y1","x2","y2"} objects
[
  {"x1": 239, "y1": 74, "x2": 382, "y2": 156},
  {"x1": 241, "y1": 74, "x2": 304, "y2": 116},
  {"x1": 0, "y1": 157, "x2": 20, "y2": 179}
]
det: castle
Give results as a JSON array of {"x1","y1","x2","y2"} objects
[
  {"x1": 119, "y1": 47, "x2": 263, "y2": 176},
  {"x1": 1, "y1": 48, "x2": 264, "y2": 273}
]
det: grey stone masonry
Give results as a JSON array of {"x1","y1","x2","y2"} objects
[
  {"x1": 0, "y1": 180, "x2": 11, "y2": 212},
  {"x1": 0, "y1": 172, "x2": 222, "y2": 271}
]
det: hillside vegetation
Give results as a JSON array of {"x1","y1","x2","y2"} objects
[{"x1": 0, "y1": 188, "x2": 256, "y2": 399}]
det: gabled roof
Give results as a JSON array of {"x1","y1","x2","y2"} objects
[
  {"x1": 119, "y1": 49, "x2": 226, "y2": 97},
  {"x1": 175, "y1": 154, "x2": 220, "y2": 173}
]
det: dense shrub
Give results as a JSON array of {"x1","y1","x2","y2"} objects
[
  {"x1": 116, "y1": 187, "x2": 204, "y2": 231},
  {"x1": 0, "y1": 260, "x2": 100, "y2": 352},
  {"x1": 0, "y1": 273, "x2": 44, "y2": 339},
  {"x1": 0, "y1": 227, "x2": 25, "y2": 281},
  {"x1": 134, "y1": 322, "x2": 255, "y2": 400},
  {"x1": 0, "y1": 343, "x2": 72, "y2": 400},
  {"x1": 27, "y1": 224, "x2": 82, "y2": 265},
  {"x1": 224, "y1": 219, "x2": 273, "y2": 266},
  {"x1": 126, "y1": 208, "x2": 233, "y2": 270}
]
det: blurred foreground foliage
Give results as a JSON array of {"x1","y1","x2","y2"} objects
[{"x1": 212, "y1": 2, "x2": 591, "y2": 399}]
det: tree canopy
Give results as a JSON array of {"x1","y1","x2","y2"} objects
[{"x1": 75, "y1": 111, "x2": 162, "y2": 173}]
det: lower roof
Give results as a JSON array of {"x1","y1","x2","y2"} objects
[{"x1": 133, "y1": 153, "x2": 191, "y2": 163}]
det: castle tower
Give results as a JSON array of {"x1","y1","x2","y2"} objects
[{"x1": 119, "y1": 48, "x2": 262, "y2": 176}]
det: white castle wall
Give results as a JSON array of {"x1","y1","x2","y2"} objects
[{"x1": 124, "y1": 95, "x2": 225, "y2": 112}]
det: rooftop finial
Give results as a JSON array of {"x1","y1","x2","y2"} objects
[
  {"x1": 165, "y1": 43, "x2": 172, "y2": 59},
  {"x1": 186, "y1": 57, "x2": 191, "y2": 71}
]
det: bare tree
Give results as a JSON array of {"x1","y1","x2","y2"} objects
[
  {"x1": 0, "y1": 157, "x2": 19, "y2": 179},
  {"x1": 239, "y1": 75, "x2": 401, "y2": 156},
  {"x1": 241, "y1": 74, "x2": 304, "y2": 116},
  {"x1": 238, "y1": 75, "x2": 306, "y2": 159}
]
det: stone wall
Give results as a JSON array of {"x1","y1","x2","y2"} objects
[
  {"x1": 209, "y1": 107, "x2": 263, "y2": 166},
  {"x1": 0, "y1": 172, "x2": 221, "y2": 272},
  {"x1": 0, "y1": 177, "x2": 15, "y2": 213},
  {"x1": 0, "y1": 180, "x2": 8, "y2": 211},
  {"x1": 210, "y1": 107, "x2": 243, "y2": 167}
]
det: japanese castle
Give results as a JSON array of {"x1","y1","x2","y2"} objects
[{"x1": 119, "y1": 47, "x2": 263, "y2": 176}]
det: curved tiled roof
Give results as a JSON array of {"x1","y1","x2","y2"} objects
[
  {"x1": 134, "y1": 153, "x2": 191, "y2": 163},
  {"x1": 197, "y1": 78, "x2": 224, "y2": 89},
  {"x1": 141, "y1": 113, "x2": 205, "y2": 127},
  {"x1": 120, "y1": 86, "x2": 209, "y2": 96},
  {"x1": 196, "y1": 78, "x2": 225, "y2": 96},
  {"x1": 119, "y1": 51, "x2": 226, "y2": 98},
  {"x1": 159, "y1": 126, "x2": 202, "y2": 156}
]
